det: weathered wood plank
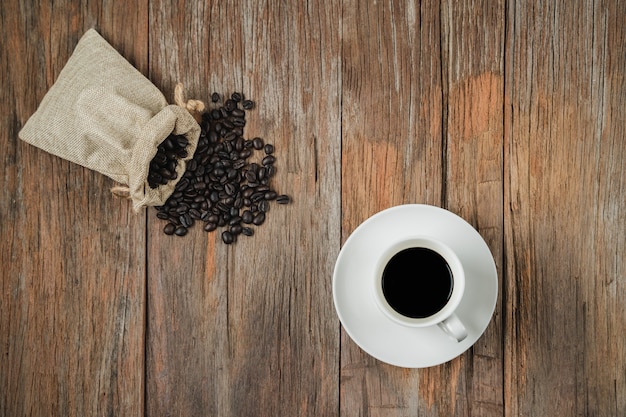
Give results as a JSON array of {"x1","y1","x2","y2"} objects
[
  {"x1": 145, "y1": 1, "x2": 341, "y2": 415},
  {"x1": 339, "y1": 0, "x2": 444, "y2": 415},
  {"x1": 504, "y1": 1, "x2": 626, "y2": 415},
  {"x1": 340, "y1": 0, "x2": 504, "y2": 416},
  {"x1": 0, "y1": 1, "x2": 148, "y2": 416},
  {"x1": 436, "y1": 0, "x2": 505, "y2": 416}
]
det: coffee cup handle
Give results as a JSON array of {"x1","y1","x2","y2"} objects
[{"x1": 437, "y1": 314, "x2": 468, "y2": 342}]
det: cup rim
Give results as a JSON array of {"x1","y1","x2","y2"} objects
[{"x1": 372, "y1": 236, "x2": 465, "y2": 327}]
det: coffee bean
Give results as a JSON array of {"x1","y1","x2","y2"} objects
[
  {"x1": 242, "y1": 227, "x2": 254, "y2": 236},
  {"x1": 231, "y1": 92, "x2": 242, "y2": 102},
  {"x1": 224, "y1": 183, "x2": 236, "y2": 196},
  {"x1": 163, "y1": 223, "x2": 176, "y2": 235},
  {"x1": 245, "y1": 170, "x2": 257, "y2": 183},
  {"x1": 224, "y1": 99, "x2": 236, "y2": 112},
  {"x1": 264, "y1": 144, "x2": 274, "y2": 154},
  {"x1": 242, "y1": 100, "x2": 254, "y2": 110},
  {"x1": 204, "y1": 222, "x2": 217, "y2": 232},
  {"x1": 189, "y1": 208, "x2": 202, "y2": 220},
  {"x1": 252, "y1": 212, "x2": 266, "y2": 226},
  {"x1": 276, "y1": 194, "x2": 290, "y2": 204},
  {"x1": 174, "y1": 226, "x2": 188, "y2": 236},
  {"x1": 180, "y1": 214, "x2": 194, "y2": 228},
  {"x1": 230, "y1": 224, "x2": 243, "y2": 235},
  {"x1": 211, "y1": 92, "x2": 220, "y2": 102},
  {"x1": 252, "y1": 137, "x2": 264, "y2": 150},
  {"x1": 222, "y1": 231, "x2": 235, "y2": 244},
  {"x1": 241, "y1": 210, "x2": 253, "y2": 224},
  {"x1": 262, "y1": 155, "x2": 276, "y2": 166},
  {"x1": 176, "y1": 136, "x2": 189, "y2": 148},
  {"x1": 231, "y1": 108, "x2": 245, "y2": 117}
]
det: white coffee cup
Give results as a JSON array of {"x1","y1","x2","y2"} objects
[{"x1": 372, "y1": 236, "x2": 468, "y2": 342}]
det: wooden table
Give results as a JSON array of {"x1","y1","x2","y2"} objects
[{"x1": 2, "y1": 1, "x2": 625, "y2": 416}]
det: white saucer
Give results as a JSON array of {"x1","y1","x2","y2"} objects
[{"x1": 332, "y1": 204, "x2": 498, "y2": 368}]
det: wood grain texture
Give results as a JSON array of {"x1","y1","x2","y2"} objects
[
  {"x1": 145, "y1": 1, "x2": 341, "y2": 416},
  {"x1": 438, "y1": 0, "x2": 505, "y2": 416},
  {"x1": 0, "y1": 1, "x2": 148, "y2": 416},
  {"x1": 340, "y1": 0, "x2": 504, "y2": 416},
  {"x1": 504, "y1": 1, "x2": 626, "y2": 415},
  {"x1": 2, "y1": 0, "x2": 626, "y2": 416},
  {"x1": 339, "y1": 0, "x2": 444, "y2": 413}
]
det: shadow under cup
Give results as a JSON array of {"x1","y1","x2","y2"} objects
[{"x1": 373, "y1": 237, "x2": 466, "y2": 339}]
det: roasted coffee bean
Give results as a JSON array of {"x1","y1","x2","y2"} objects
[
  {"x1": 262, "y1": 155, "x2": 276, "y2": 166},
  {"x1": 252, "y1": 212, "x2": 266, "y2": 226},
  {"x1": 229, "y1": 215, "x2": 242, "y2": 225},
  {"x1": 164, "y1": 137, "x2": 176, "y2": 150},
  {"x1": 224, "y1": 99, "x2": 236, "y2": 112},
  {"x1": 242, "y1": 187, "x2": 254, "y2": 198},
  {"x1": 163, "y1": 223, "x2": 176, "y2": 235},
  {"x1": 242, "y1": 227, "x2": 254, "y2": 236},
  {"x1": 252, "y1": 137, "x2": 264, "y2": 150},
  {"x1": 157, "y1": 211, "x2": 169, "y2": 220},
  {"x1": 230, "y1": 224, "x2": 243, "y2": 235},
  {"x1": 222, "y1": 231, "x2": 235, "y2": 244},
  {"x1": 231, "y1": 108, "x2": 245, "y2": 117},
  {"x1": 189, "y1": 208, "x2": 202, "y2": 220},
  {"x1": 209, "y1": 191, "x2": 220, "y2": 203},
  {"x1": 176, "y1": 136, "x2": 189, "y2": 148},
  {"x1": 227, "y1": 169, "x2": 239, "y2": 180},
  {"x1": 180, "y1": 214, "x2": 194, "y2": 228},
  {"x1": 245, "y1": 170, "x2": 257, "y2": 183},
  {"x1": 276, "y1": 194, "x2": 291, "y2": 204},
  {"x1": 241, "y1": 210, "x2": 254, "y2": 224},
  {"x1": 174, "y1": 226, "x2": 188, "y2": 236},
  {"x1": 242, "y1": 99, "x2": 254, "y2": 110},
  {"x1": 224, "y1": 183, "x2": 236, "y2": 196},
  {"x1": 204, "y1": 222, "x2": 217, "y2": 232},
  {"x1": 264, "y1": 144, "x2": 274, "y2": 154},
  {"x1": 251, "y1": 192, "x2": 265, "y2": 203},
  {"x1": 258, "y1": 200, "x2": 270, "y2": 212},
  {"x1": 211, "y1": 92, "x2": 220, "y2": 102},
  {"x1": 264, "y1": 191, "x2": 277, "y2": 200}
]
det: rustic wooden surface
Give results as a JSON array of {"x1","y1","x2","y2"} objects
[{"x1": 1, "y1": 0, "x2": 624, "y2": 416}]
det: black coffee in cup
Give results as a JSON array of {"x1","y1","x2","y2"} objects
[{"x1": 381, "y1": 247, "x2": 453, "y2": 318}]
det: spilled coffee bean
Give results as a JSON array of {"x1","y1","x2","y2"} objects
[{"x1": 154, "y1": 91, "x2": 291, "y2": 244}]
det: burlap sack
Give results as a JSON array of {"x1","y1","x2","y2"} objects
[{"x1": 19, "y1": 29, "x2": 201, "y2": 211}]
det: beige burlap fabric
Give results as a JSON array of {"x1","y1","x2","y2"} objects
[{"x1": 19, "y1": 29, "x2": 201, "y2": 211}]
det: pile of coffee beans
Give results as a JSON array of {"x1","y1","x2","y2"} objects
[
  {"x1": 154, "y1": 92, "x2": 290, "y2": 244},
  {"x1": 147, "y1": 134, "x2": 189, "y2": 189}
]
